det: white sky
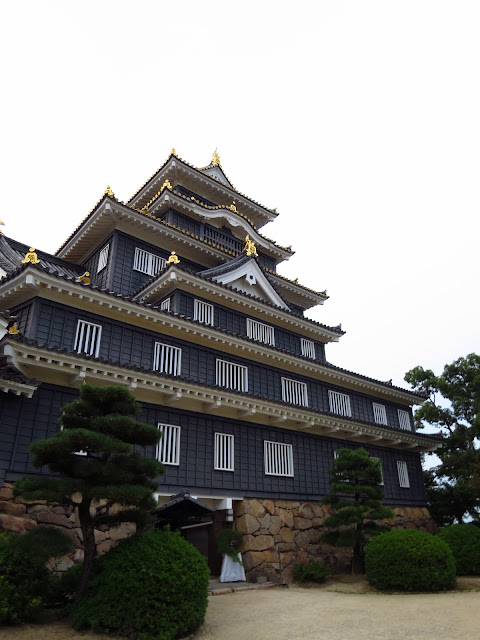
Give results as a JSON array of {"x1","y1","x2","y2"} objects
[{"x1": 1, "y1": 1, "x2": 478, "y2": 396}]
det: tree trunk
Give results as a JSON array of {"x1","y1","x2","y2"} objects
[{"x1": 75, "y1": 498, "x2": 96, "y2": 602}]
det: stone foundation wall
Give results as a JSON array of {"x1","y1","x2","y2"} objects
[
  {"x1": 0, "y1": 482, "x2": 135, "y2": 570},
  {"x1": 234, "y1": 498, "x2": 436, "y2": 583}
]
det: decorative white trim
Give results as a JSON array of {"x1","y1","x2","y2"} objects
[
  {"x1": 209, "y1": 260, "x2": 289, "y2": 310},
  {"x1": 0, "y1": 268, "x2": 424, "y2": 405},
  {"x1": 0, "y1": 339, "x2": 440, "y2": 453}
]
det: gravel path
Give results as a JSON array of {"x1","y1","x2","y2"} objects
[{"x1": 2, "y1": 579, "x2": 480, "y2": 640}]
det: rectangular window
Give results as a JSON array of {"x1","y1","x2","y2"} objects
[
  {"x1": 398, "y1": 409, "x2": 411, "y2": 431},
  {"x1": 264, "y1": 441, "x2": 294, "y2": 477},
  {"x1": 97, "y1": 244, "x2": 110, "y2": 273},
  {"x1": 371, "y1": 457, "x2": 384, "y2": 485},
  {"x1": 74, "y1": 320, "x2": 102, "y2": 357},
  {"x1": 246, "y1": 318, "x2": 275, "y2": 346},
  {"x1": 157, "y1": 424, "x2": 181, "y2": 466},
  {"x1": 215, "y1": 359, "x2": 248, "y2": 392},
  {"x1": 328, "y1": 390, "x2": 352, "y2": 417},
  {"x1": 153, "y1": 342, "x2": 182, "y2": 376},
  {"x1": 160, "y1": 298, "x2": 171, "y2": 312},
  {"x1": 194, "y1": 299, "x2": 214, "y2": 326},
  {"x1": 373, "y1": 403, "x2": 388, "y2": 426},
  {"x1": 214, "y1": 433, "x2": 234, "y2": 471},
  {"x1": 133, "y1": 247, "x2": 166, "y2": 276},
  {"x1": 301, "y1": 338, "x2": 315, "y2": 359},
  {"x1": 397, "y1": 461, "x2": 410, "y2": 488},
  {"x1": 281, "y1": 377, "x2": 308, "y2": 406}
]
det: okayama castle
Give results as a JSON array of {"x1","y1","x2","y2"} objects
[{"x1": 0, "y1": 150, "x2": 441, "y2": 577}]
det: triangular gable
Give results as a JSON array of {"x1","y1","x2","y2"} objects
[
  {"x1": 200, "y1": 165, "x2": 234, "y2": 188},
  {"x1": 203, "y1": 258, "x2": 289, "y2": 310}
]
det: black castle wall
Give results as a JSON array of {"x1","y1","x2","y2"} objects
[
  {"x1": 15, "y1": 298, "x2": 413, "y2": 433},
  {"x1": 0, "y1": 383, "x2": 426, "y2": 505}
]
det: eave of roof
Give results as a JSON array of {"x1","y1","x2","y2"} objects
[
  {"x1": 128, "y1": 153, "x2": 278, "y2": 222},
  {"x1": 55, "y1": 195, "x2": 285, "y2": 264},
  {"x1": 132, "y1": 263, "x2": 340, "y2": 339},
  {"x1": 1, "y1": 334, "x2": 439, "y2": 452},
  {"x1": 0, "y1": 263, "x2": 426, "y2": 404}
]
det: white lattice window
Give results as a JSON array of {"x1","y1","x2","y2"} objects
[
  {"x1": 246, "y1": 318, "x2": 275, "y2": 346},
  {"x1": 194, "y1": 299, "x2": 214, "y2": 326},
  {"x1": 133, "y1": 247, "x2": 166, "y2": 276},
  {"x1": 397, "y1": 461, "x2": 410, "y2": 488},
  {"x1": 97, "y1": 244, "x2": 110, "y2": 273},
  {"x1": 281, "y1": 377, "x2": 308, "y2": 407},
  {"x1": 328, "y1": 390, "x2": 352, "y2": 417},
  {"x1": 74, "y1": 320, "x2": 102, "y2": 357},
  {"x1": 301, "y1": 338, "x2": 315, "y2": 359},
  {"x1": 264, "y1": 441, "x2": 294, "y2": 477},
  {"x1": 216, "y1": 359, "x2": 248, "y2": 392},
  {"x1": 153, "y1": 342, "x2": 182, "y2": 376},
  {"x1": 214, "y1": 433, "x2": 234, "y2": 471},
  {"x1": 398, "y1": 409, "x2": 411, "y2": 431},
  {"x1": 160, "y1": 298, "x2": 171, "y2": 312},
  {"x1": 371, "y1": 457, "x2": 384, "y2": 485},
  {"x1": 373, "y1": 403, "x2": 388, "y2": 426},
  {"x1": 157, "y1": 424, "x2": 181, "y2": 465}
]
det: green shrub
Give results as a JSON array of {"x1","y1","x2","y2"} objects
[
  {"x1": 217, "y1": 528, "x2": 243, "y2": 563},
  {"x1": 0, "y1": 527, "x2": 72, "y2": 624},
  {"x1": 293, "y1": 561, "x2": 329, "y2": 583},
  {"x1": 365, "y1": 529, "x2": 456, "y2": 592},
  {"x1": 438, "y1": 524, "x2": 480, "y2": 575},
  {"x1": 71, "y1": 527, "x2": 209, "y2": 640}
]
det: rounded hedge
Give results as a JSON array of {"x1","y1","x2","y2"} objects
[
  {"x1": 293, "y1": 561, "x2": 329, "y2": 583},
  {"x1": 71, "y1": 527, "x2": 209, "y2": 640},
  {"x1": 438, "y1": 524, "x2": 480, "y2": 575},
  {"x1": 365, "y1": 529, "x2": 456, "y2": 592}
]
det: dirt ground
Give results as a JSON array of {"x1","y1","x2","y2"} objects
[{"x1": 3, "y1": 577, "x2": 480, "y2": 640}]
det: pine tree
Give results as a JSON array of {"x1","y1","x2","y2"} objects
[
  {"x1": 322, "y1": 448, "x2": 394, "y2": 573},
  {"x1": 13, "y1": 384, "x2": 164, "y2": 601}
]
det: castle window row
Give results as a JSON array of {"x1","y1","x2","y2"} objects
[
  {"x1": 50, "y1": 314, "x2": 411, "y2": 432},
  {"x1": 155, "y1": 423, "x2": 410, "y2": 488}
]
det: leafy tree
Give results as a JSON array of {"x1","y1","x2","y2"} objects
[
  {"x1": 13, "y1": 384, "x2": 164, "y2": 601},
  {"x1": 322, "y1": 448, "x2": 394, "y2": 573},
  {"x1": 405, "y1": 354, "x2": 480, "y2": 524}
]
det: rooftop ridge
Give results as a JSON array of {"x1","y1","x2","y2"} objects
[{"x1": 127, "y1": 152, "x2": 278, "y2": 217}]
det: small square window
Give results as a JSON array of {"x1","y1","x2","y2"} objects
[
  {"x1": 157, "y1": 424, "x2": 181, "y2": 465},
  {"x1": 398, "y1": 410, "x2": 411, "y2": 431},
  {"x1": 153, "y1": 343, "x2": 182, "y2": 376},
  {"x1": 264, "y1": 441, "x2": 294, "y2": 477},
  {"x1": 194, "y1": 299, "x2": 214, "y2": 326},
  {"x1": 74, "y1": 320, "x2": 102, "y2": 357},
  {"x1": 397, "y1": 460, "x2": 410, "y2": 488},
  {"x1": 373, "y1": 403, "x2": 388, "y2": 426},
  {"x1": 214, "y1": 433, "x2": 234, "y2": 471}
]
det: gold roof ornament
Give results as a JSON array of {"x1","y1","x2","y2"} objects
[
  {"x1": 141, "y1": 205, "x2": 149, "y2": 214},
  {"x1": 104, "y1": 186, "x2": 115, "y2": 197},
  {"x1": 21, "y1": 248, "x2": 40, "y2": 264},
  {"x1": 211, "y1": 149, "x2": 221, "y2": 167},
  {"x1": 7, "y1": 322, "x2": 19, "y2": 335},
  {"x1": 78, "y1": 271, "x2": 90, "y2": 284},
  {"x1": 228, "y1": 201, "x2": 237, "y2": 212},
  {"x1": 161, "y1": 179, "x2": 173, "y2": 191},
  {"x1": 0, "y1": 219, "x2": 4, "y2": 236},
  {"x1": 243, "y1": 235, "x2": 258, "y2": 257},
  {"x1": 171, "y1": 148, "x2": 178, "y2": 157},
  {"x1": 166, "y1": 251, "x2": 180, "y2": 265}
]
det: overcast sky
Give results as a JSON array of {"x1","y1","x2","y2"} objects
[{"x1": 1, "y1": 1, "x2": 478, "y2": 398}]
